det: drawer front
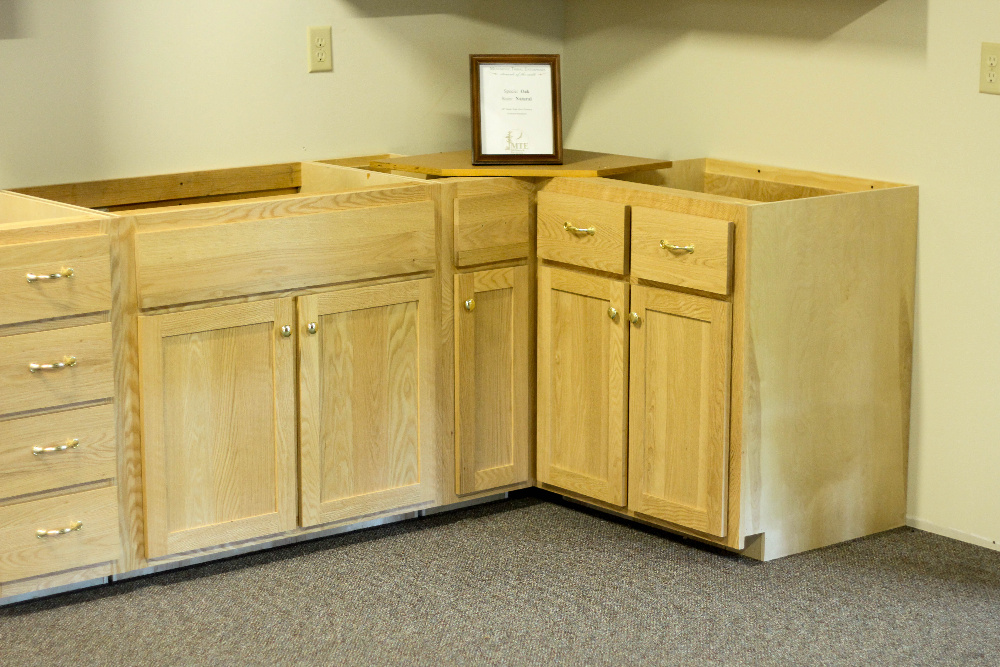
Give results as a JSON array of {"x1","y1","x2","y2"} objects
[
  {"x1": 0, "y1": 235, "x2": 112, "y2": 327},
  {"x1": 0, "y1": 322, "x2": 115, "y2": 416},
  {"x1": 135, "y1": 200, "x2": 436, "y2": 308},
  {"x1": 454, "y1": 191, "x2": 531, "y2": 266},
  {"x1": 0, "y1": 485, "x2": 119, "y2": 583},
  {"x1": 631, "y1": 206, "x2": 734, "y2": 296},
  {"x1": 0, "y1": 404, "x2": 116, "y2": 500},
  {"x1": 537, "y1": 191, "x2": 627, "y2": 274}
]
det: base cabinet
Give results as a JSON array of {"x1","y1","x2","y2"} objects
[
  {"x1": 138, "y1": 299, "x2": 298, "y2": 558},
  {"x1": 454, "y1": 265, "x2": 532, "y2": 495},
  {"x1": 536, "y1": 266, "x2": 629, "y2": 507},
  {"x1": 627, "y1": 286, "x2": 731, "y2": 538},
  {"x1": 298, "y1": 279, "x2": 437, "y2": 527}
]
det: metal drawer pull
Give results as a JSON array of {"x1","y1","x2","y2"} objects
[
  {"x1": 26, "y1": 268, "x2": 75, "y2": 283},
  {"x1": 660, "y1": 240, "x2": 695, "y2": 253},
  {"x1": 37, "y1": 521, "x2": 83, "y2": 538},
  {"x1": 33, "y1": 438, "x2": 80, "y2": 456},
  {"x1": 564, "y1": 222, "x2": 596, "y2": 236},
  {"x1": 29, "y1": 356, "x2": 77, "y2": 373},
  {"x1": 464, "y1": 299, "x2": 476, "y2": 312}
]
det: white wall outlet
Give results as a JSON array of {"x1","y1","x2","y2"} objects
[
  {"x1": 981, "y1": 42, "x2": 1000, "y2": 95},
  {"x1": 308, "y1": 26, "x2": 332, "y2": 73}
]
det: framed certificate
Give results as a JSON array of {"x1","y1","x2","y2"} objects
[{"x1": 470, "y1": 54, "x2": 563, "y2": 165}]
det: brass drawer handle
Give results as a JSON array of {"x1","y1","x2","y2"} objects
[
  {"x1": 33, "y1": 438, "x2": 80, "y2": 456},
  {"x1": 26, "y1": 267, "x2": 75, "y2": 283},
  {"x1": 660, "y1": 240, "x2": 695, "y2": 254},
  {"x1": 464, "y1": 299, "x2": 476, "y2": 312},
  {"x1": 564, "y1": 222, "x2": 596, "y2": 236},
  {"x1": 29, "y1": 356, "x2": 77, "y2": 373},
  {"x1": 37, "y1": 521, "x2": 83, "y2": 538}
]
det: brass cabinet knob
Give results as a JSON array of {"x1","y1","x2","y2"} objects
[
  {"x1": 608, "y1": 307, "x2": 618, "y2": 321},
  {"x1": 280, "y1": 325, "x2": 292, "y2": 338},
  {"x1": 628, "y1": 312, "x2": 642, "y2": 326},
  {"x1": 307, "y1": 322, "x2": 317, "y2": 335},
  {"x1": 465, "y1": 299, "x2": 476, "y2": 312}
]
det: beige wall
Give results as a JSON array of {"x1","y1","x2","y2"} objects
[
  {"x1": 564, "y1": 0, "x2": 1000, "y2": 550},
  {"x1": 0, "y1": 0, "x2": 563, "y2": 188}
]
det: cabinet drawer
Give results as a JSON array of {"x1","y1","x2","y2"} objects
[
  {"x1": 0, "y1": 322, "x2": 114, "y2": 416},
  {"x1": 454, "y1": 190, "x2": 531, "y2": 266},
  {"x1": 0, "y1": 404, "x2": 116, "y2": 500},
  {"x1": 134, "y1": 200, "x2": 436, "y2": 308},
  {"x1": 537, "y1": 191, "x2": 627, "y2": 274},
  {"x1": 0, "y1": 235, "x2": 112, "y2": 327},
  {"x1": 631, "y1": 206, "x2": 734, "y2": 296},
  {"x1": 0, "y1": 485, "x2": 119, "y2": 583}
]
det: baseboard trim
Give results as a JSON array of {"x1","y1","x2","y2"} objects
[{"x1": 906, "y1": 517, "x2": 1000, "y2": 552}]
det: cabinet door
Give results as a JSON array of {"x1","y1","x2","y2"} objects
[
  {"x1": 454, "y1": 265, "x2": 532, "y2": 495},
  {"x1": 537, "y1": 265, "x2": 628, "y2": 506},
  {"x1": 138, "y1": 299, "x2": 298, "y2": 558},
  {"x1": 298, "y1": 279, "x2": 437, "y2": 527},
  {"x1": 628, "y1": 286, "x2": 731, "y2": 537}
]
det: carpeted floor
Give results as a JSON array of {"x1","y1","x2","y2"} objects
[{"x1": 2, "y1": 493, "x2": 999, "y2": 666}]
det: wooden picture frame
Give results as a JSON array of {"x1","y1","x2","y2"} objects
[{"x1": 470, "y1": 54, "x2": 563, "y2": 165}]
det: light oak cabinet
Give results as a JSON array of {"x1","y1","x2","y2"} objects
[
  {"x1": 454, "y1": 266, "x2": 532, "y2": 495},
  {"x1": 627, "y1": 286, "x2": 732, "y2": 537},
  {"x1": 138, "y1": 299, "x2": 298, "y2": 558},
  {"x1": 536, "y1": 266, "x2": 629, "y2": 507},
  {"x1": 298, "y1": 279, "x2": 437, "y2": 527}
]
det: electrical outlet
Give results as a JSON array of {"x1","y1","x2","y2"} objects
[
  {"x1": 981, "y1": 42, "x2": 1000, "y2": 95},
  {"x1": 308, "y1": 26, "x2": 332, "y2": 73}
]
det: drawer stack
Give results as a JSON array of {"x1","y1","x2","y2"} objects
[{"x1": 0, "y1": 191, "x2": 120, "y2": 597}]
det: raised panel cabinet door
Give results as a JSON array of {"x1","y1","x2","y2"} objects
[
  {"x1": 537, "y1": 265, "x2": 628, "y2": 506},
  {"x1": 138, "y1": 299, "x2": 298, "y2": 558},
  {"x1": 454, "y1": 265, "x2": 532, "y2": 495},
  {"x1": 298, "y1": 279, "x2": 437, "y2": 527},
  {"x1": 628, "y1": 286, "x2": 732, "y2": 537}
]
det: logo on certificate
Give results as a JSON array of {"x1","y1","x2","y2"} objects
[{"x1": 505, "y1": 130, "x2": 529, "y2": 153}]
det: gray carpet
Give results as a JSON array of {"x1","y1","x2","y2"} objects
[{"x1": 2, "y1": 494, "x2": 999, "y2": 666}]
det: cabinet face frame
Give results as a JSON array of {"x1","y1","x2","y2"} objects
[
  {"x1": 298, "y1": 278, "x2": 437, "y2": 528},
  {"x1": 627, "y1": 286, "x2": 732, "y2": 537},
  {"x1": 454, "y1": 265, "x2": 532, "y2": 495},
  {"x1": 138, "y1": 298, "x2": 298, "y2": 558},
  {"x1": 536, "y1": 265, "x2": 629, "y2": 506}
]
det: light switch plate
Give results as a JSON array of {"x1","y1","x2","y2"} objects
[
  {"x1": 309, "y1": 26, "x2": 332, "y2": 73},
  {"x1": 981, "y1": 42, "x2": 1000, "y2": 95}
]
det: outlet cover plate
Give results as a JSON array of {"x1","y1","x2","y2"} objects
[
  {"x1": 309, "y1": 26, "x2": 332, "y2": 73},
  {"x1": 981, "y1": 42, "x2": 1000, "y2": 95}
]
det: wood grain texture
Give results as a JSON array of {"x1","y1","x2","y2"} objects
[
  {"x1": 0, "y1": 404, "x2": 116, "y2": 500},
  {"x1": 454, "y1": 180, "x2": 532, "y2": 266},
  {"x1": 299, "y1": 279, "x2": 437, "y2": 527},
  {"x1": 0, "y1": 234, "x2": 112, "y2": 326},
  {"x1": 631, "y1": 206, "x2": 734, "y2": 296},
  {"x1": 371, "y1": 150, "x2": 671, "y2": 178},
  {"x1": 13, "y1": 163, "x2": 302, "y2": 210},
  {"x1": 138, "y1": 299, "x2": 297, "y2": 557},
  {"x1": 537, "y1": 190, "x2": 627, "y2": 274},
  {"x1": 627, "y1": 287, "x2": 732, "y2": 537},
  {"x1": 134, "y1": 200, "x2": 436, "y2": 308},
  {"x1": 704, "y1": 158, "x2": 903, "y2": 194},
  {"x1": 742, "y1": 186, "x2": 917, "y2": 560},
  {"x1": 299, "y1": 162, "x2": 424, "y2": 194},
  {"x1": 0, "y1": 485, "x2": 120, "y2": 583},
  {"x1": 537, "y1": 265, "x2": 628, "y2": 506},
  {"x1": 0, "y1": 561, "x2": 113, "y2": 599},
  {"x1": 454, "y1": 266, "x2": 532, "y2": 495},
  {"x1": 0, "y1": 322, "x2": 114, "y2": 417},
  {"x1": 0, "y1": 190, "x2": 105, "y2": 225}
]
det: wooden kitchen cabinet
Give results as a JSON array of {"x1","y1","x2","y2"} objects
[
  {"x1": 454, "y1": 265, "x2": 532, "y2": 495},
  {"x1": 627, "y1": 286, "x2": 732, "y2": 538},
  {"x1": 298, "y1": 279, "x2": 437, "y2": 527},
  {"x1": 138, "y1": 299, "x2": 298, "y2": 558},
  {"x1": 536, "y1": 265, "x2": 629, "y2": 507}
]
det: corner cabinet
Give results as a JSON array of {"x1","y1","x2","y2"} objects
[
  {"x1": 298, "y1": 279, "x2": 437, "y2": 527},
  {"x1": 138, "y1": 299, "x2": 298, "y2": 558}
]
